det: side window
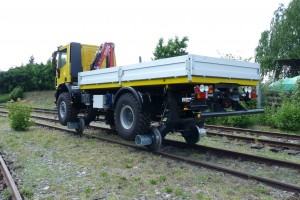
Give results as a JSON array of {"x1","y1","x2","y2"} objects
[{"x1": 57, "y1": 49, "x2": 67, "y2": 70}]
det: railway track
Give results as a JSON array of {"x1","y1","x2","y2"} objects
[
  {"x1": 25, "y1": 108, "x2": 300, "y2": 150},
  {"x1": 1, "y1": 109, "x2": 300, "y2": 167},
  {"x1": 0, "y1": 155, "x2": 22, "y2": 200},
  {"x1": 32, "y1": 121, "x2": 300, "y2": 193},
  {"x1": 1, "y1": 108, "x2": 300, "y2": 192}
]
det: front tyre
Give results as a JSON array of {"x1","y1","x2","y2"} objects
[
  {"x1": 57, "y1": 92, "x2": 78, "y2": 126},
  {"x1": 115, "y1": 93, "x2": 150, "y2": 141}
]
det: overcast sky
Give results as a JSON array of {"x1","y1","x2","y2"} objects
[{"x1": 0, "y1": 0, "x2": 291, "y2": 71}]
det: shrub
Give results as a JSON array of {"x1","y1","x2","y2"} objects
[
  {"x1": 0, "y1": 93, "x2": 10, "y2": 103},
  {"x1": 274, "y1": 101, "x2": 300, "y2": 131},
  {"x1": 222, "y1": 115, "x2": 254, "y2": 128},
  {"x1": 9, "y1": 87, "x2": 24, "y2": 101},
  {"x1": 7, "y1": 99, "x2": 33, "y2": 131}
]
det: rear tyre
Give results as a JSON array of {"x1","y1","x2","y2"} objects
[
  {"x1": 115, "y1": 93, "x2": 150, "y2": 141},
  {"x1": 57, "y1": 92, "x2": 78, "y2": 126}
]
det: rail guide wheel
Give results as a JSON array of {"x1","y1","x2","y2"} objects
[
  {"x1": 135, "y1": 127, "x2": 162, "y2": 151},
  {"x1": 146, "y1": 127, "x2": 162, "y2": 151},
  {"x1": 181, "y1": 123, "x2": 204, "y2": 144},
  {"x1": 75, "y1": 118, "x2": 85, "y2": 135}
]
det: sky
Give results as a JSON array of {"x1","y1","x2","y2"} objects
[{"x1": 0, "y1": 0, "x2": 292, "y2": 71}]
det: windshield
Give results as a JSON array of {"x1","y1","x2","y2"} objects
[{"x1": 57, "y1": 49, "x2": 67, "y2": 69}]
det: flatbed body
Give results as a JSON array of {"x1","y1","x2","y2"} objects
[{"x1": 78, "y1": 54, "x2": 260, "y2": 89}]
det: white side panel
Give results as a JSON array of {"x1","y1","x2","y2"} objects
[
  {"x1": 78, "y1": 54, "x2": 261, "y2": 86},
  {"x1": 191, "y1": 55, "x2": 260, "y2": 80},
  {"x1": 121, "y1": 56, "x2": 187, "y2": 82},
  {"x1": 79, "y1": 67, "x2": 120, "y2": 85}
]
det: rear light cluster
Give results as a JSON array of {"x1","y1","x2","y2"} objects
[
  {"x1": 194, "y1": 84, "x2": 213, "y2": 99},
  {"x1": 243, "y1": 87, "x2": 256, "y2": 99}
]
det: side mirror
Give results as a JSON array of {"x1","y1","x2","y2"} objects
[{"x1": 52, "y1": 51, "x2": 58, "y2": 69}]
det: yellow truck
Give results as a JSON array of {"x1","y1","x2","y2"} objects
[{"x1": 52, "y1": 42, "x2": 263, "y2": 151}]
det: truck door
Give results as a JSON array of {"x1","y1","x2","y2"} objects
[{"x1": 55, "y1": 46, "x2": 71, "y2": 86}]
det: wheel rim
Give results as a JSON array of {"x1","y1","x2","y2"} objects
[
  {"x1": 120, "y1": 105, "x2": 134, "y2": 129},
  {"x1": 59, "y1": 101, "x2": 67, "y2": 119}
]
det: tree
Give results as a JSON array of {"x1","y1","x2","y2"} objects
[
  {"x1": 255, "y1": 0, "x2": 300, "y2": 80},
  {"x1": 218, "y1": 51, "x2": 252, "y2": 62},
  {"x1": 29, "y1": 55, "x2": 35, "y2": 64},
  {"x1": 153, "y1": 36, "x2": 189, "y2": 60}
]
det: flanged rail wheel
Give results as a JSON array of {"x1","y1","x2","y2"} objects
[
  {"x1": 181, "y1": 123, "x2": 201, "y2": 144},
  {"x1": 115, "y1": 93, "x2": 150, "y2": 140}
]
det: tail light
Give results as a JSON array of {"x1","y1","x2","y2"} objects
[
  {"x1": 208, "y1": 85, "x2": 214, "y2": 94},
  {"x1": 244, "y1": 86, "x2": 256, "y2": 99},
  {"x1": 251, "y1": 88, "x2": 256, "y2": 99},
  {"x1": 194, "y1": 85, "x2": 208, "y2": 99}
]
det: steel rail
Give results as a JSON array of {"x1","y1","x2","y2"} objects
[
  {"x1": 0, "y1": 155, "x2": 22, "y2": 200},
  {"x1": 206, "y1": 125, "x2": 300, "y2": 140},
  {"x1": 32, "y1": 121, "x2": 300, "y2": 193},
  {"x1": 206, "y1": 131, "x2": 300, "y2": 150},
  {"x1": 1, "y1": 111, "x2": 299, "y2": 169},
  {"x1": 1, "y1": 111, "x2": 300, "y2": 192}
]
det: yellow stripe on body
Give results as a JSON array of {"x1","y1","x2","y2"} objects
[{"x1": 80, "y1": 76, "x2": 259, "y2": 90}]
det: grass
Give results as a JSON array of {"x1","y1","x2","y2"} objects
[
  {"x1": 0, "y1": 117, "x2": 295, "y2": 199},
  {"x1": 0, "y1": 90, "x2": 56, "y2": 109}
]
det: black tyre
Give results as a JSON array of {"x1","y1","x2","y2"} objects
[
  {"x1": 115, "y1": 93, "x2": 150, "y2": 140},
  {"x1": 181, "y1": 123, "x2": 200, "y2": 144},
  {"x1": 57, "y1": 92, "x2": 78, "y2": 126}
]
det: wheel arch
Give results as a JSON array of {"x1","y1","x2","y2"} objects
[
  {"x1": 113, "y1": 87, "x2": 142, "y2": 109},
  {"x1": 55, "y1": 83, "x2": 72, "y2": 103}
]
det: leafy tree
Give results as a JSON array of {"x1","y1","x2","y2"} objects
[
  {"x1": 255, "y1": 0, "x2": 300, "y2": 80},
  {"x1": 153, "y1": 36, "x2": 189, "y2": 60},
  {"x1": 29, "y1": 55, "x2": 35, "y2": 64},
  {"x1": 218, "y1": 51, "x2": 252, "y2": 62}
]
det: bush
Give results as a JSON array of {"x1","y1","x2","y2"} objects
[
  {"x1": 0, "y1": 93, "x2": 10, "y2": 103},
  {"x1": 9, "y1": 87, "x2": 24, "y2": 101},
  {"x1": 222, "y1": 115, "x2": 254, "y2": 128},
  {"x1": 274, "y1": 101, "x2": 300, "y2": 131},
  {"x1": 7, "y1": 99, "x2": 33, "y2": 131}
]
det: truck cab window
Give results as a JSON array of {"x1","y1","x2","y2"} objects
[{"x1": 57, "y1": 49, "x2": 67, "y2": 70}]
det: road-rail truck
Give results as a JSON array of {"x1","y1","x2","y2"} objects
[{"x1": 52, "y1": 42, "x2": 263, "y2": 151}]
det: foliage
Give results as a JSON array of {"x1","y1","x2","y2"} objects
[
  {"x1": 222, "y1": 115, "x2": 254, "y2": 128},
  {"x1": 0, "y1": 58, "x2": 55, "y2": 94},
  {"x1": 153, "y1": 36, "x2": 189, "y2": 60},
  {"x1": 29, "y1": 55, "x2": 35, "y2": 65},
  {"x1": 7, "y1": 99, "x2": 34, "y2": 131},
  {"x1": 255, "y1": 0, "x2": 300, "y2": 79},
  {"x1": 218, "y1": 52, "x2": 252, "y2": 62},
  {"x1": 274, "y1": 101, "x2": 300, "y2": 131},
  {"x1": 0, "y1": 93, "x2": 10, "y2": 103},
  {"x1": 9, "y1": 86, "x2": 24, "y2": 101},
  {"x1": 291, "y1": 78, "x2": 300, "y2": 102}
]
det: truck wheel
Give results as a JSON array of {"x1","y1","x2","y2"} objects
[
  {"x1": 181, "y1": 123, "x2": 200, "y2": 144},
  {"x1": 115, "y1": 93, "x2": 150, "y2": 141},
  {"x1": 57, "y1": 92, "x2": 78, "y2": 126}
]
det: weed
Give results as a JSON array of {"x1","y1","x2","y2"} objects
[
  {"x1": 124, "y1": 163, "x2": 132, "y2": 169},
  {"x1": 149, "y1": 179, "x2": 157, "y2": 185},
  {"x1": 159, "y1": 175, "x2": 167, "y2": 182},
  {"x1": 3, "y1": 188, "x2": 12, "y2": 200},
  {"x1": 84, "y1": 186, "x2": 92, "y2": 194},
  {"x1": 21, "y1": 187, "x2": 34, "y2": 198},
  {"x1": 175, "y1": 188, "x2": 184, "y2": 196},
  {"x1": 101, "y1": 171, "x2": 108, "y2": 177},
  {"x1": 196, "y1": 192, "x2": 212, "y2": 200},
  {"x1": 164, "y1": 186, "x2": 173, "y2": 193}
]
